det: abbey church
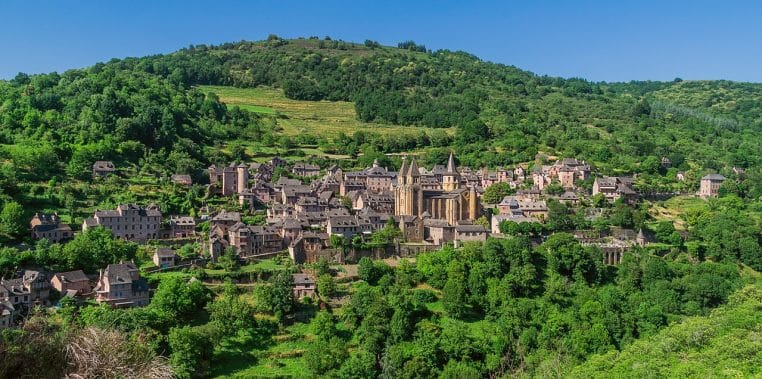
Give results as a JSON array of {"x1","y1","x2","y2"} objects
[{"x1": 394, "y1": 153, "x2": 481, "y2": 226}]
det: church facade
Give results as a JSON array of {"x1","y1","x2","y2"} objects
[{"x1": 394, "y1": 153, "x2": 480, "y2": 226}]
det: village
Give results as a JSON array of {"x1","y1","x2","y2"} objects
[{"x1": 1, "y1": 153, "x2": 728, "y2": 329}]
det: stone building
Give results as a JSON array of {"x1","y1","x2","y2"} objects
[
  {"x1": 533, "y1": 158, "x2": 591, "y2": 190},
  {"x1": 228, "y1": 223, "x2": 283, "y2": 257},
  {"x1": 92, "y1": 160, "x2": 115, "y2": 178},
  {"x1": 152, "y1": 248, "x2": 177, "y2": 268},
  {"x1": 83, "y1": 204, "x2": 162, "y2": 242},
  {"x1": 593, "y1": 176, "x2": 636, "y2": 203},
  {"x1": 94, "y1": 262, "x2": 149, "y2": 308},
  {"x1": 699, "y1": 174, "x2": 725, "y2": 199},
  {"x1": 30, "y1": 212, "x2": 72, "y2": 243},
  {"x1": 168, "y1": 216, "x2": 196, "y2": 238},
  {"x1": 292, "y1": 273, "x2": 316, "y2": 299},
  {"x1": 0, "y1": 270, "x2": 50, "y2": 309},
  {"x1": 50, "y1": 270, "x2": 91, "y2": 296},
  {"x1": 170, "y1": 174, "x2": 192, "y2": 186},
  {"x1": 292, "y1": 163, "x2": 321, "y2": 177},
  {"x1": 209, "y1": 163, "x2": 249, "y2": 196},
  {"x1": 394, "y1": 153, "x2": 480, "y2": 226}
]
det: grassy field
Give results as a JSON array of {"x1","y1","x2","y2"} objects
[
  {"x1": 648, "y1": 195, "x2": 707, "y2": 230},
  {"x1": 199, "y1": 85, "x2": 451, "y2": 137},
  {"x1": 212, "y1": 317, "x2": 313, "y2": 378}
]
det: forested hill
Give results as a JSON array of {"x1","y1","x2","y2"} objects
[{"x1": 2, "y1": 35, "x2": 762, "y2": 182}]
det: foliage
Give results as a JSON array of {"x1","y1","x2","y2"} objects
[
  {"x1": 150, "y1": 276, "x2": 210, "y2": 321},
  {"x1": 206, "y1": 282, "x2": 256, "y2": 338},
  {"x1": 168, "y1": 326, "x2": 213, "y2": 378},
  {"x1": 482, "y1": 182, "x2": 514, "y2": 204},
  {"x1": 571, "y1": 285, "x2": 762, "y2": 378},
  {"x1": 270, "y1": 271, "x2": 295, "y2": 323}
]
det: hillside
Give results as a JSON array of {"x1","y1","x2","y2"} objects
[
  {"x1": 3, "y1": 36, "x2": 762, "y2": 178},
  {"x1": 571, "y1": 284, "x2": 762, "y2": 378}
]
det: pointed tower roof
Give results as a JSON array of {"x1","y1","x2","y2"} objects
[
  {"x1": 446, "y1": 152, "x2": 457, "y2": 174},
  {"x1": 408, "y1": 157, "x2": 420, "y2": 177},
  {"x1": 372, "y1": 159, "x2": 380, "y2": 168},
  {"x1": 399, "y1": 156, "x2": 408, "y2": 178}
]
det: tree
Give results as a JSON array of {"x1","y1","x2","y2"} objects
[
  {"x1": 168, "y1": 326, "x2": 213, "y2": 379},
  {"x1": 317, "y1": 274, "x2": 337, "y2": 301},
  {"x1": 151, "y1": 276, "x2": 210, "y2": 321},
  {"x1": 482, "y1": 182, "x2": 514, "y2": 204},
  {"x1": 547, "y1": 199, "x2": 575, "y2": 231},
  {"x1": 0, "y1": 201, "x2": 24, "y2": 239},
  {"x1": 311, "y1": 311, "x2": 338, "y2": 341},
  {"x1": 358, "y1": 257, "x2": 380, "y2": 284},
  {"x1": 337, "y1": 351, "x2": 377, "y2": 378},
  {"x1": 441, "y1": 360, "x2": 482, "y2": 379},
  {"x1": 545, "y1": 182, "x2": 565, "y2": 196},
  {"x1": 60, "y1": 227, "x2": 137, "y2": 273},
  {"x1": 304, "y1": 337, "x2": 348, "y2": 375},
  {"x1": 442, "y1": 261, "x2": 469, "y2": 319},
  {"x1": 206, "y1": 282, "x2": 256, "y2": 338},
  {"x1": 542, "y1": 233, "x2": 600, "y2": 284},
  {"x1": 632, "y1": 98, "x2": 651, "y2": 117},
  {"x1": 314, "y1": 257, "x2": 330, "y2": 276},
  {"x1": 271, "y1": 271, "x2": 295, "y2": 323},
  {"x1": 217, "y1": 246, "x2": 238, "y2": 272}
]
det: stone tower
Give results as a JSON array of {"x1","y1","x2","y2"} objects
[
  {"x1": 442, "y1": 152, "x2": 460, "y2": 192},
  {"x1": 236, "y1": 163, "x2": 249, "y2": 194},
  {"x1": 468, "y1": 185, "x2": 478, "y2": 220},
  {"x1": 395, "y1": 156, "x2": 423, "y2": 217}
]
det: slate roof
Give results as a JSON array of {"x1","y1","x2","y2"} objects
[
  {"x1": 702, "y1": 174, "x2": 726, "y2": 181},
  {"x1": 53, "y1": 270, "x2": 89, "y2": 284}
]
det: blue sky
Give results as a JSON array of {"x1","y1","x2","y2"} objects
[{"x1": 1, "y1": 0, "x2": 761, "y2": 82}]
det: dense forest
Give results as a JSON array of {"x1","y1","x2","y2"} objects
[{"x1": 2, "y1": 35, "x2": 762, "y2": 193}]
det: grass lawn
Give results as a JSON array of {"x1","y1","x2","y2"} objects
[
  {"x1": 211, "y1": 322, "x2": 313, "y2": 378},
  {"x1": 648, "y1": 195, "x2": 708, "y2": 230},
  {"x1": 198, "y1": 85, "x2": 452, "y2": 137}
]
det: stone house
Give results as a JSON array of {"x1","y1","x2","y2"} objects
[
  {"x1": 30, "y1": 212, "x2": 72, "y2": 243},
  {"x1": 209, "y1": 235, "x2": 229, "y2": 262},
  {"x1": 295, "y1": 196, "x2": 329, "y2": 213},
  {"x1": 289, "y1": 231, "x2": 331, "y2": 264},
  {"x1": 454, "y1": 224, "x2": 489, "y2": 246},
  {"x1": 533, "y1": 158, "x2": 591, "y2": 190},
  {"x1": 0, "y1": 270, "x2": 51, "y2": 309},
  {"x1": 94, "y1": 262, "x2": 149, "y2": 308},
  {"x1": 280, "y1": 185, "x2": 313, "y2": 205},
  {"x1": 83, "y1": 204, "x2": 162, "y2": 241},
  {"x1": 50, "y1": 270, "x2": 91, "y2": 296},
  {"x1": 292, "y1": 163, "x2": 321, "y2": 177},
  {"x1": 278, "y1": 218, "x2": 304, "y2": 247},
  {"x1": 593, "y1": 176, "x2": 636, "y2": 203},
  {"x1": 423, "y1": 218, "x2": 455, "y2": 246},
  {"x1": 0, "y1": 302, "x2": 12, "y2": 329},
  {"x1": 498, "y1": 196, "x2": 548, "y2": 220},
  {"x1": 699, "y1": 174, "x2": 725, "y2": 199},
  {"x1": 92, "y1": 160, "x2": 115, "y2": 178},
  {"x1": 228, "y1": 223, "x2": 283, "y2": 257},
  {"x1": 558, "y1": 191, "x2": 580, "y2": 205},
  {"x1": 327, "y1": 216, "x2": 364, "y2": 239},
  {"x1": 210, "y1": 210, "x2": 241, "y2": 233},
  {"x1": 170, "y1": 174, "x2": 192, "y2": 186},
  {"x1": 292, "y1": 273, "x2": 316, "y2": 299},
  {"x1": 356, "y1": 191, "x2": 395, "y2": 214},
  {"x1": 153, "y1": 248, "x2": 177, "y2": 268},
  {"x1": 168, "y1": 216, "x2": 196, "y2": 238}
]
